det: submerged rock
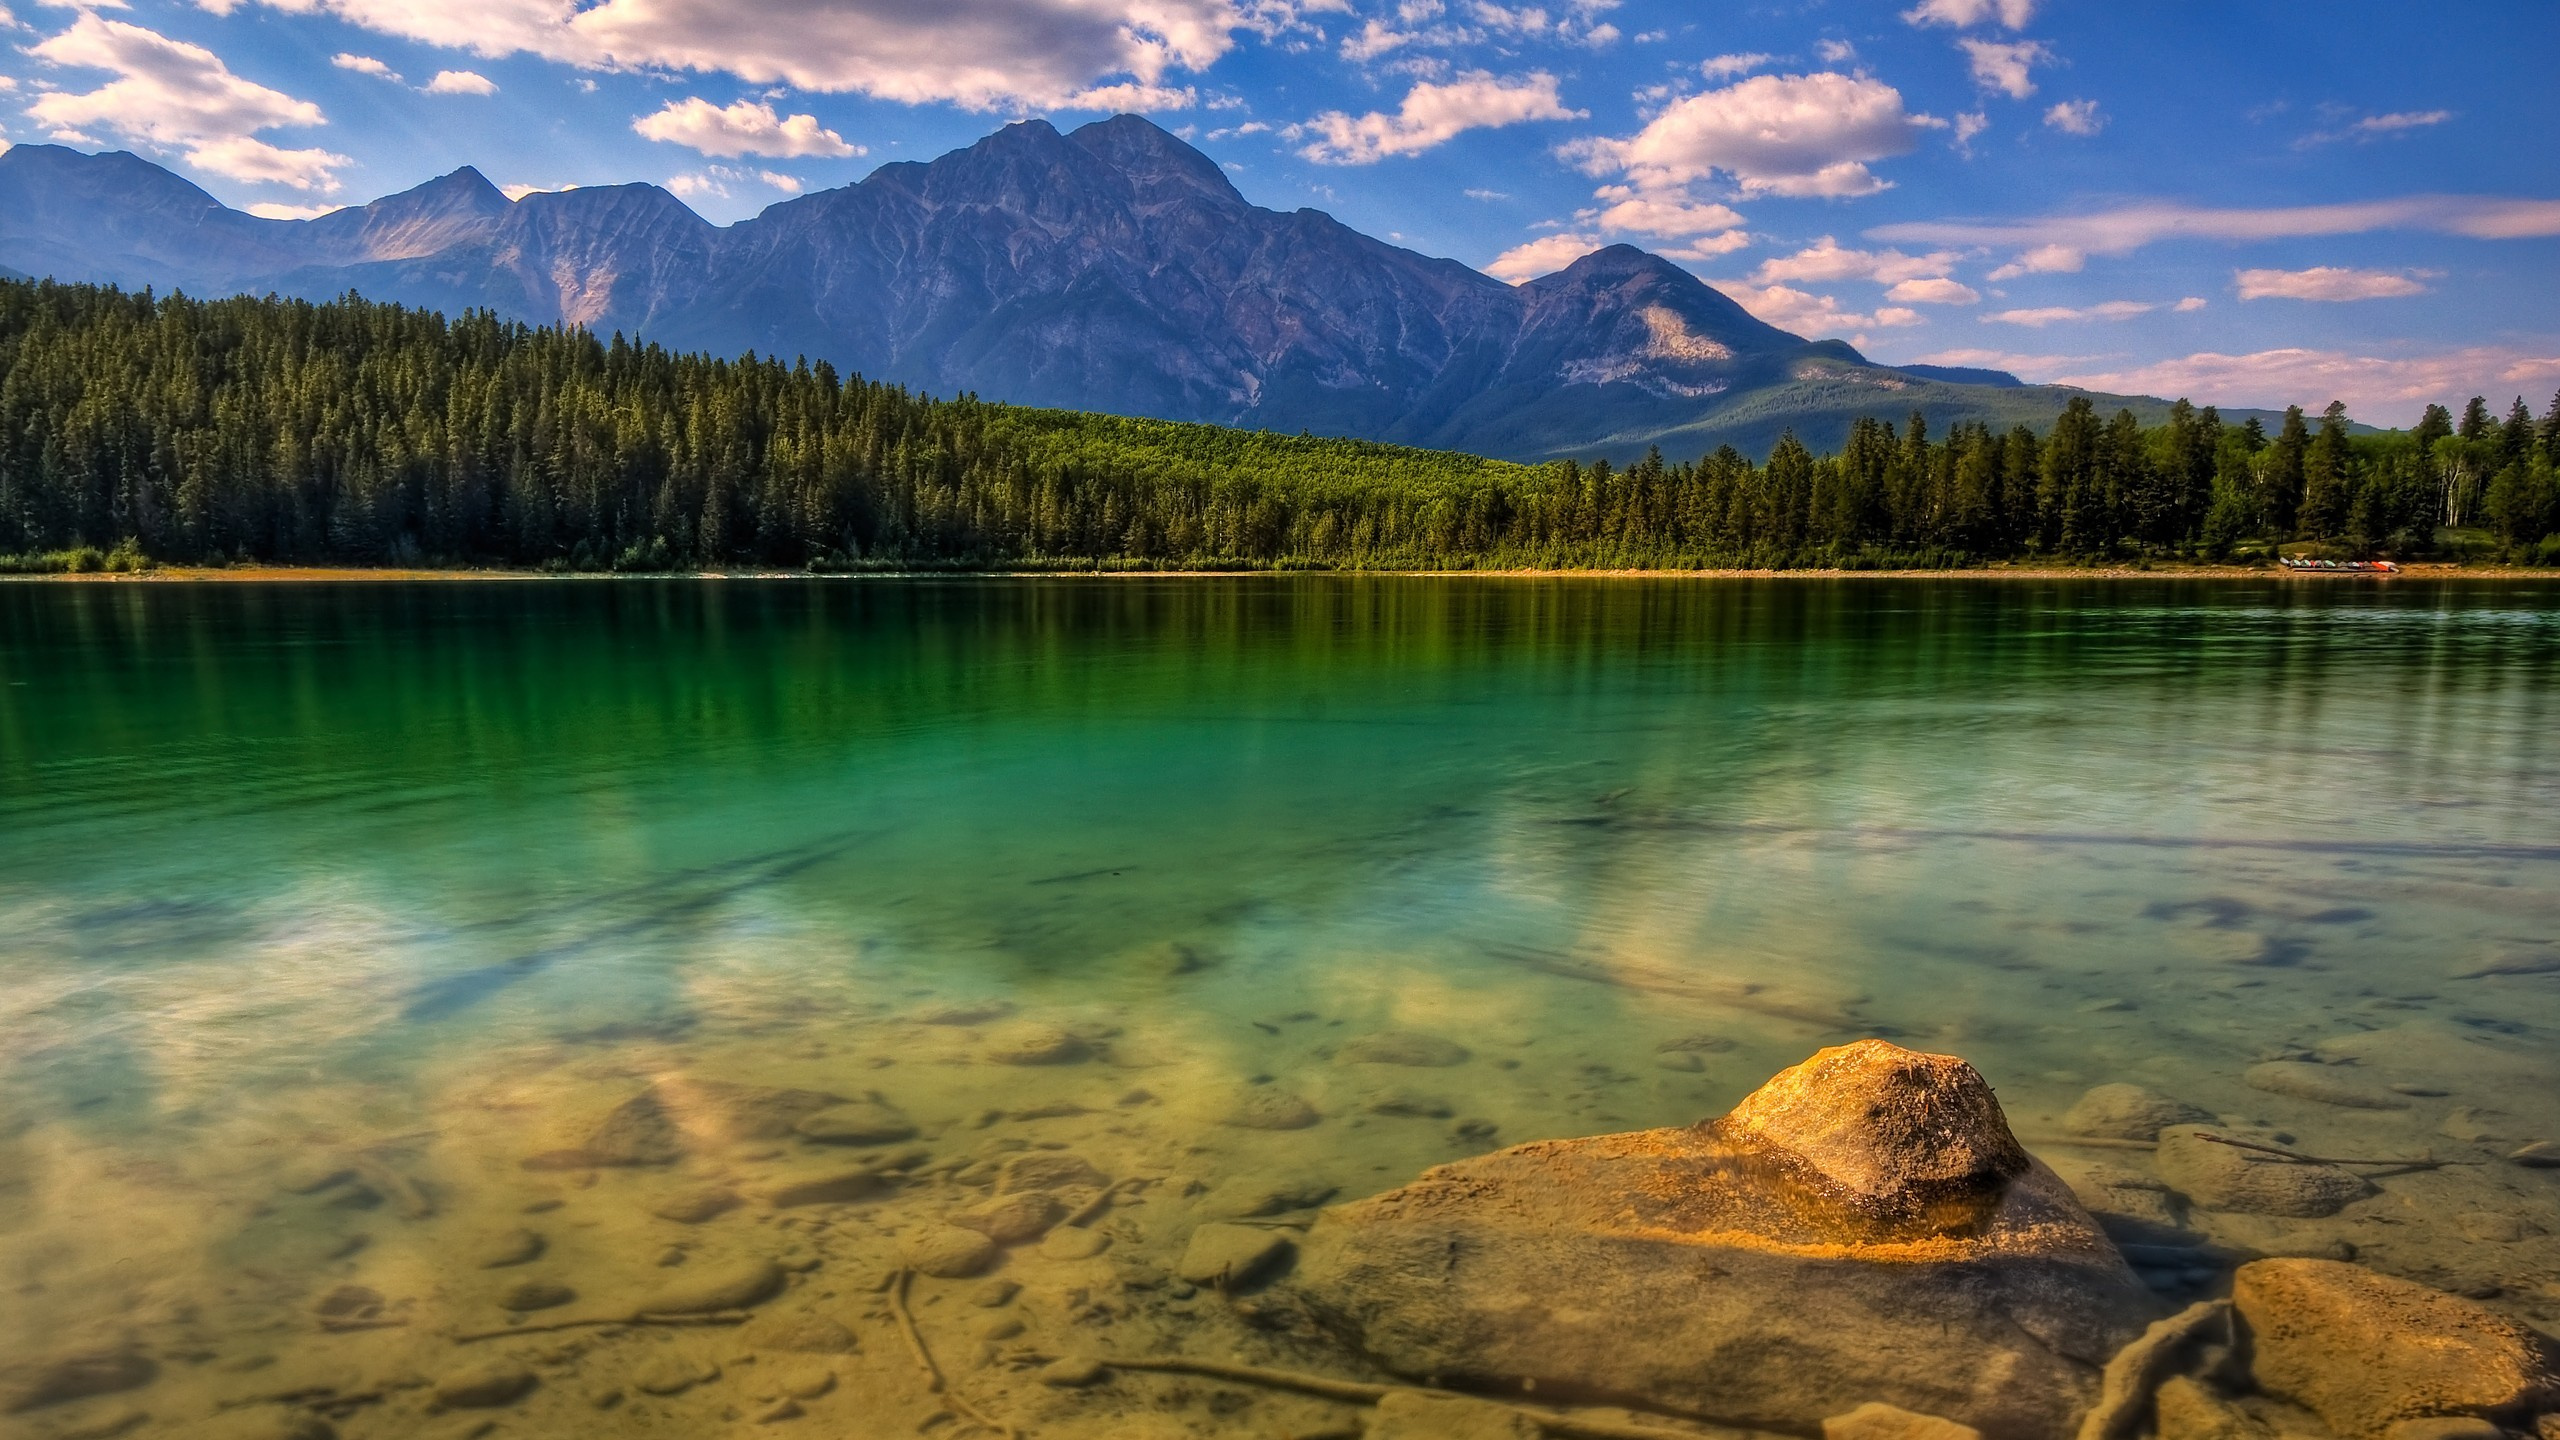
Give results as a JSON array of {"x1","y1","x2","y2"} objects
[
  {"x1": 1218, "y1": 1089, "x2": 1320, "y2": 1130},
  {"x1": 639, "y1": 1257, "x2": 785, "y2": 1314},
  {"x1": 745, "y1": 1311, "x2": 861, "y2": 1354},
  {"x1": 431, "y1": 1360, "x2": 536, "y2": 1410},
  {"x1": 1824, "y1": 1402, "x2": 1983, "y2": 1440},
  {"x1": 2154, "y1": 1127, "x2": 2372, "y2": 1218},
  {"x1": 1178, "y1": 1223, "x2": 1294, "y2": 1290},
  {"x1": 1289, "y1": 1039, "x2": 2152, "y2": 1440},
  {"x1": 917, "y1": 1000, "x2": 1015, "y2": 1026},
  {"x1": 2151, "y1": 1377, "x2": 2268, "y2": 1440},
  {"x1": 1339, "y1": 1031, "x2": 1471, "y2": 1067},
  {"x1": 901, "y1": 1225, "x2": 998, "y2": 1278},
  {"x1": 476, "y1": 1227, "x2": 545, "y2": 1268},
  {"x1": 983, "y1": 1023, "x2": 1088, "y2": 1065},
  {"x1": 2064, "y1": 1084, "x2": 2216, "y2": 1141},
  {"x1": 1366, "y1": 1390, "x2": 1541, "y2": 1439},
  {"x1": 996, "y1": 1152, "x2": 1107, "y2": 1194},
  {"x1": 498, "y1": 1279, "x2": 575, "y2": 1311},
  {"x1": 631, "y1": 1355, "x2": 720, "y2": 1397},
  {"x1": 948, "y1": 1191, "x2": 1062, "y2": 1245},
  {"x1": 1040, "y1": 1225, "x2": 1111, "y2": 1259},
  {"x1": 533, "y1": 1079, "x2": 846, "y2": 1167},
  {"x1": 2233, "y1": 1259, "x2": 2559, "y2": 1437},
  {"x1": 1363, "y1": 1088, "x2": 1456, "y2": 1118},
  {"x1": 0, "y1": 1346, "x2": 157, "y2": 1413},
  {"x1": 650, "y1": 1185, "x2": 740, "y2": 1224},
  {"x1": 2243, "y1": 1063, "x2": 2409, "y2": 1111},
  {"x1": 758, "y1": 1167, "x2": 886, "y2": 1208},
  {"x1": 794, "y1": 1098, "x2": 917, "y2": 1146},
  {"x1": 203, "y1": 1408, "x2": 339, "y2": 1440}
]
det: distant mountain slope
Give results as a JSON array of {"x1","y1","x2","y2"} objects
[{"x1": 0, "y1": 119, "x2": 2284, "y2": 460}]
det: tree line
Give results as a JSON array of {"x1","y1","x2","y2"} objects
[{"x1": 3, "y1": 278, "x2": 2556, "y2": 572}]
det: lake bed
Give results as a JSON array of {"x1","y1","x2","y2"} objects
[{"x1": 3, "y1": 577, "x2": 2556, "y2": 1438}]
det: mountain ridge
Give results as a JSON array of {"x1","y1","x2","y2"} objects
[{"x1": 0, "y1": 119, "x2": 2290, "y2": 459}]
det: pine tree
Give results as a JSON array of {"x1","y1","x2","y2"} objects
[
  {"x1": 2264, "y1": 407, "x2": 2309, "y2": 536},
  {"x1": 2298, "y1": 402, "x2": 2352, "y2": 541}
]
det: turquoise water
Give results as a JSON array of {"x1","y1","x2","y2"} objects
[{"x1": 2, "y1": 577, "x2": 2557, "y2": 1437}]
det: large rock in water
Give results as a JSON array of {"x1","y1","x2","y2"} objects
[
  {"x1": 2232, "y1": 1259, "x2": 2559, "y2": 1436},
  {"x1": 1290, "y1": 1040, "x2": 2153, "y2": 1440}
]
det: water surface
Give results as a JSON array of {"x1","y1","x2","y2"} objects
[{"x1": 3, "y1": 577, "x2": 2557, "y2": 1436}]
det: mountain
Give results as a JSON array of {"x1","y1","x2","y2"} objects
[{"x1": 0, "y1": 119, "x2": 2265, "y2": 460}]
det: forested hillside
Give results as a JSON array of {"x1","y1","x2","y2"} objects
[{"x1": 4, "y1": 280, "x2": 2556, "y2": 572}]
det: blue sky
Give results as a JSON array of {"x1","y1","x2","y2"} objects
[{"x1": 3, "y1": 0, "x2": 2554, "y2": 423}]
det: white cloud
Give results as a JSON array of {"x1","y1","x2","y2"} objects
[
  {"x1": 1066, "y1": 82, "x2": 1197, "y2": 110},
  {"x1": 1753, "y1": 236, "x2": 1956, "y2": 286},
  {"x1": 26, "y1": 15, "x2": 351, "y2": 191},
  {"x1": 1813, "y1": 38, "x2": 1857, "y2": 64},
  {"x1": 2353, "y1": 109, "x2": 2450, "y2": 135},
  {"x1": 1466, "y1": 0, "x2": 1619, "y2": 46},
  {"x1": 2047, "y1": 347, "x2": 2560, "y2": 427},
  {"x1": 2042, "y1": 98, "x2": 2100, "y2": 135},
  {"x1": 1658, "y1": 230, "x2": 1752, "y2": 260},
  {"x1": 1886, "y1": 276, "x2": 1979, "y2": 304},
  {"x1": 1984, "y1": 242, "x2": 2080, "y2": 280},
  {"x1": 1297, "y1": 70, "x2": 1579, "y2": 164},
  {"x1": 1583, "y1": 185, "x2": 1742, "y2": 238},
  {"x1": 1904, "y1": 346, "x2": 2095, "y2": 372},
  {"x1": 502, "y1": 181, "x2": 572, "y2": 199},
  {"x1": 1463, "y1": 186, "x2": 1508, "y2": 200},
  {"x1": 1902, "y1": 0, "x2": 2036, "y2": 28},
  {"x1": 1960, "y1": 38, "x2": 2049, "y2": 100},
  {"x1": 331, "y1": 52, "x2": 399, "y2": 81},
  {"x1": 1950, "y1": 110, "x2": 1987, "y2": 155},
  {"x1": 1569, "y1": 71, "x2": 1925, "y2": 199},
  {"x1": 665, "y1": 162, "x2": 807, "y2": 200},
  {"x1": 220, "y1": 0, "x2": 1288, "y2": 111},
  {"x1": 1699, "y1": 52, "x2": 1771, "y2": 80},
  {"x1": 246, "y1": 200, "x2": 343, "y2": 219},
  {"x1": 1485, "y1": 231, "x2": 1601, "y2": 282},
  {"x1": 2232, "y1": 266, "x2": 2432, "y2": 302},
  {"x1": 2173, "y1": 296, "x2": 2207, "y2": 312},
  {"x1": 1981, "y1": 300, "x2": 2155, "y2": 326},
  {"x1": 1873, "y1": 194, "x2": 2560, "y2": 256},
  {"x1": 1724, "y1": 281, "x2": 1924, "y2": 339},
  {"x1": 634, "y1": 97, "x2": 860, "y2": 158},
  {"x1": 2298, "y1": 108, "x2": 2453, "y2": 148},
  {"x1": 424, "y1": 69, "x2": 497, "y2": 95},
  {"x1": 1340, "y1": 19, "x2": 1412, "y2": 61}
]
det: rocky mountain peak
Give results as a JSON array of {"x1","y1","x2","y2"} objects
[
  {"x1": 1064, "y1": 114, "x2": 1248, "y2": 212},
  {"x1": 0, "y1": 124, "x2": 2164, "y2": 460}
]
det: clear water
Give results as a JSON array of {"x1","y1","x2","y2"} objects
[{"x1": 2, "y1": 577, "x2": 2557, "y2": 1437}]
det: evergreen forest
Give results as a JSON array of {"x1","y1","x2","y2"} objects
[{"x1": 4, "y1": 279, "x2": 2557, "y2": 573}]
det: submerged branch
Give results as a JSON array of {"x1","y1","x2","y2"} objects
[
  {"x1": 450, "y1": 1309, "x2": 751, "y2": 1343},
  {"x1": 1099, "y1": 1355, "x2": 1792, "y2": 1440},
  {"x1": 889, "y1": 1267, "x2": 1017, "y2": 1439}
]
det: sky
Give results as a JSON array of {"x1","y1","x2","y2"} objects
[{"x1": 2, "y1": 0, "x2": 2556, "y2": 425}]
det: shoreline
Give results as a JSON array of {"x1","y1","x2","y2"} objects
[{"x1": 7, "y1": 561, "x2": 2557, "y2": 583}]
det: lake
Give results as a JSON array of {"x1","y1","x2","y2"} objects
[{"x1": 3, "y1": 576, "x2": 2557, "y2": 1437}]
